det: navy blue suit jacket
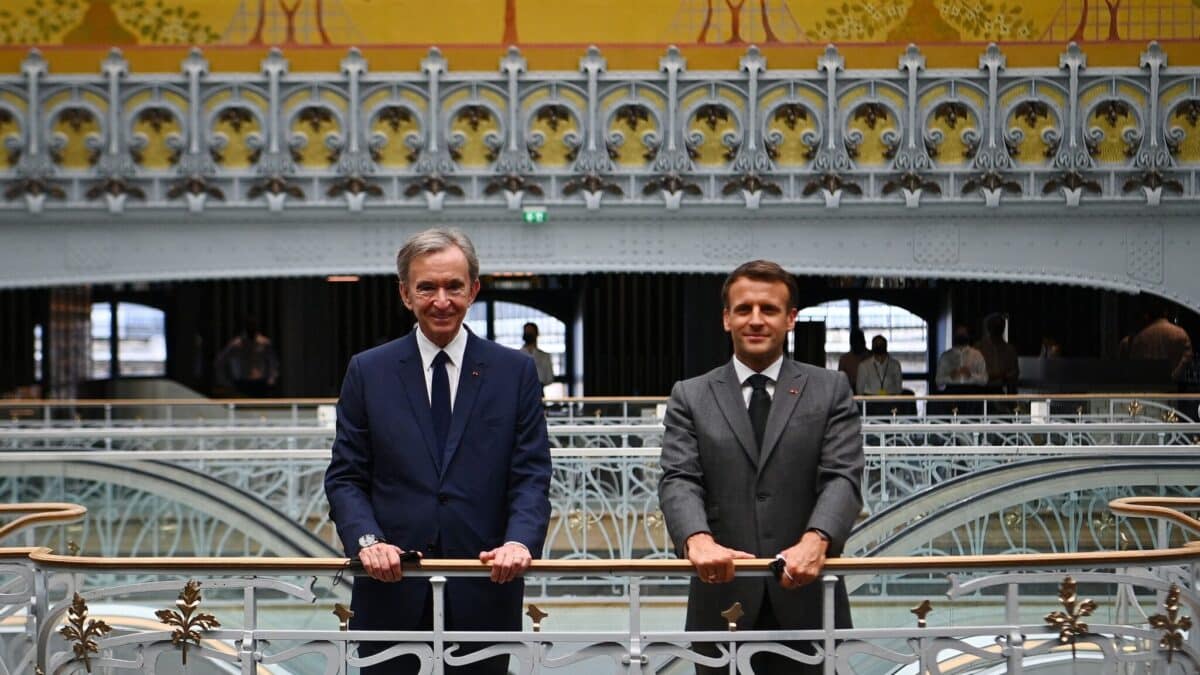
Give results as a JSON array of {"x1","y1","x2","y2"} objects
[{"x1": 324, "y1": 330, "x2": 552, "y2": 631}]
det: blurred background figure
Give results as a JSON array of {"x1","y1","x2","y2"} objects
[
  {"x1": 936, "y1": 324, "x2": 987, "y2": 391},
  {"x1": 1128, "y1": 301, "x2": 1194, "y2": 384},
  {"x1": 856, "y1": 335, "x2": 903, "y2": 396},
  {"x1": 977, "y1": 313, "x2": 1019, "y2": 394},
  {"x1": 837, "y1": 328, "x2": 869, "y2": 394},
  {"x1": 521, "y1": 321, "x2": 555, "y2": 388},
  {"x1": 214, "y1": 316, "x2": 279, "y2": 397}
]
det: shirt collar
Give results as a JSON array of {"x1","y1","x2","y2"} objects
[
  {"x1": 733, "y1": 354, "x2": 784, "y2": 385},
  {"x1": 415, "y1": 323, "x2": 469, "y2": 369}
]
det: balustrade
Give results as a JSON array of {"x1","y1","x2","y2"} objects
[{"x1": 0, "y1": 499, "x2": 1197, "y2": 674}]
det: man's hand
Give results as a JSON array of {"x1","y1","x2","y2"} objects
[
  {"x1": 686, "y1": 533, "x2": 754, "y2": 584},
  {"x1": 358, "y1": 543, "x2": 416, "y2": 582},
  {"x1": 776, "y1": 531, "x2": 828, "y2": 589},
  {"x1": 479, "y1": 543, "x2": 532, "y2": 583}
]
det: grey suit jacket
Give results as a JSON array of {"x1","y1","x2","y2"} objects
[{"x1": 658, "y1": 358, "x2": 864, "y2": 632}]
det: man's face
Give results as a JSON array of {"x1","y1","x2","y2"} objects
[
  {"x1": 872, "y1": 337, "x2": 888, "y2": 358},
  {"x1": 399, "y1": 246, "x2": 480, "y2": 347},
  {"x1": 723, "y1": 277, "x2": 798, "y2": 370}
]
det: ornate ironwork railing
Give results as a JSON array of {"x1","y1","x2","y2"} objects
[
  {"x1": 0, "y1": 499, "x2": 1197, "y2": 674},
  {"x1": 2, "y1": 445, "x2": 1198, "y2": 567},
  {"x1": 2, "y1": 393, "x2": 1197, "y2": 428},
  {"x1": 1, "y1": 41, "x2": 1199, "y2": 215}
]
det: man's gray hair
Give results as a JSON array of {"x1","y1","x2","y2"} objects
[{"x1": 395, "y1": 228, "x2": 480, "y2": 285}]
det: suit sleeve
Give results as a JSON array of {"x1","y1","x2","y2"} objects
[
  {"x1": 503, "y1": 356, "x2": 553, "y2": 555},
  {"x1": 323, "y1": 355, "x2": 385, "y2": 558},
  {"x1": 805, "y1": 374, "x2": 865, "y2": 556},
  {"x1": 658, "y1": 381, "x2": 711, "y2": 557}
]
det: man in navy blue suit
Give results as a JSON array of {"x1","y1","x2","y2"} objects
[{"x1": 324, "y1": 228, "x2": 552, "y2": 674}]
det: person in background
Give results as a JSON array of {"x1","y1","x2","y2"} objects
[
  {"x1": 935, "y1": 324, "x2": 987, "y2": 390},
  {"x1": 856, "y1": 335, "x2": 904, "y2": 396},
  {"x1": 1129, "y1": 301, "x2": 1194, "y2": 384},
  {"x1": 837, "y1": 328, "x2": 869, "y2": 393},
  {"x1": 520, "y1": 321, "x2": 555, "y2": 387},
  {"x1": 214, "y1": 316, "x2": 279, "y2": 397},
  {"x1": 977, "y1": 313, "x2": 1019, "y2": 393}
]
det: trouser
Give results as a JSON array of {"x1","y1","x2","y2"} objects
[
  {"x1": 695, "y1": 589, "x2": 822, "y2": 675},
  {"x1": 355, "y1": 590, "x2": 509, "y2": 675}
]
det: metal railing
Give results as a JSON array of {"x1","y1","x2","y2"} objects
[{"x1": 1, "y1": 499, "x2": 1198, "y2": 674}]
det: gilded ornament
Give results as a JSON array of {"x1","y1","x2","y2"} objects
[
  {"x1": 155, "y1": 580, "x2": 221, "y2": 666},
  {"x1": 1148, "y1": 583, "x2": 1192, "y2": 664},
  {"x1": 333, "y1": 603, "x2": 354, "y2": 631},
  {"x1": 720, "y1": 602, "x2": 744, "y2": 631},
  {"x1": 1044, "y1": 576, "x2": 1097, "y2": 659},
  {"x1": 526, "y1": 604, "x2": 549, "y2": 632},
  {"x1": 59, "y1": 593, "x2": 112, "y2": 674},
  {"x1": 910, "y1": 599, "x2": 933, "y2": 628}
]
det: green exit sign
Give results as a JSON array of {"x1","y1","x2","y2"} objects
[{"x1": 522, "y1": 207, "x2": 548, "y2": 223}]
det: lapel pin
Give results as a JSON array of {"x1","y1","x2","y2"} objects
[
  {"x1": 789, "y1": 388, "x2": 799, "y2": 395},
  {"x1": 471, "y1": 370, "x2": 480, "y2": 377}
]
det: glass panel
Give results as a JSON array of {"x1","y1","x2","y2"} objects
[
  {"x1": 466, "y1": 302, "x2": 488, "y2": 332},
  {"x1": 794, "y1": 300, "x2": 851, "y2": 370},
  {"x1": 90, "y1": 302, "x2": 111, "y2": 380},
  {"x1": 858, "y1": 300, "x2": 928, "y2": 376},
  {"x1": 116, "y1": 303, "x2": 167, "y2": 377}
]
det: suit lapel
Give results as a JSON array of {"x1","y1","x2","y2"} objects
[
  {"x1": 709, "y1": 362, "x2": 758, "y2": 467},
  {"x1": 757, "y1": 359, "x2": 807, "y2": 476},
  {"x1": 396, "y1": 334, "x2": 442, "y2": 472},
  {"x1": 442, "y1": 332, "x2": 484, "y2": 474}
]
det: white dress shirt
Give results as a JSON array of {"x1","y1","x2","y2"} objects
[
  {"x1": 732, "y1": 354, "x2": 783, "y2": 406},
  {"x1": 414, "y1": 324, "x2": 469, "y2": 409}
]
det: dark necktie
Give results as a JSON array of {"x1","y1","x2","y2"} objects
[
  {"x1": 430, "y1": 350, "x2": 451, "y2": 471},
  {"x1": 747, "y1": 373, "x2": 771, "y2": 452}
]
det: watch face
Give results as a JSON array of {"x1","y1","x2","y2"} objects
[{"x1": 358, "y1": 534, "x2": 377, "y2": 548}]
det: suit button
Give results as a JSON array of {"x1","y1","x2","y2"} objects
[
  {"x1": 756, "y1": 493, "x2": 769, "y2": 502},
  {"x1": 438, "y1": 493, "x2": 449, "y2": 504}
]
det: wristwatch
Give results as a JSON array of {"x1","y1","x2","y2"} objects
[{"x1": 358, "y1": 533, "x2": 385, "y2": 549}]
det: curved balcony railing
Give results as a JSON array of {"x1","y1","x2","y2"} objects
[
  {"x1": 3, "y1": 393, "x2": 1197, "y2": 427},
  {"x1": 1, "y1": 499, "x2": 1198, "y2": 674},
  {"x1": 2, "y1": 446, "x2": 1198, "y2": 582}
]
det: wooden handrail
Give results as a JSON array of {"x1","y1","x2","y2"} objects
[
  {"x1": 0, "y1": 502, "x2": 87, "y2": 540},
  {"x1": 18, "y1": 544, "x2": 1200, "y2": 574},
  {"x1": 2, "y1": 393, "x2": 1200, "y2": 406},
  {"x1": 2, "y1": 498, "x2": 1196, "y2": 575}
]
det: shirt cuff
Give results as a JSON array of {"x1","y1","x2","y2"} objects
[
  {"x1": 806, "y1": 528, "x2": 831, "y2": 543},
  {"x1": 503, "y1": 541, "x2": 530, "y2": 553}
]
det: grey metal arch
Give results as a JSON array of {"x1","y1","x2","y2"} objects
[
  {"x1": 4, "y1": 459, "x2": 336, "y2": 558},
  {"x1": 850, "y1": 457, "x2": 1200, "y2": 559}
]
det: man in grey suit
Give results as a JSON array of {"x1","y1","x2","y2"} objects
[{"x1": 659, "y1": 260, "x2": 864, "y2": 675}]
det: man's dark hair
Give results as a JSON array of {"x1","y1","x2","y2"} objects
[
  {"x1": 984, "y1": 313, "x2": 1006, "y2": 339},
  {"x1": 849, "y1": 328, "x2": 867, "y2": 354},
  {"x1": 720, "y1": 260, "x2": 799, "y2": 309}
]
